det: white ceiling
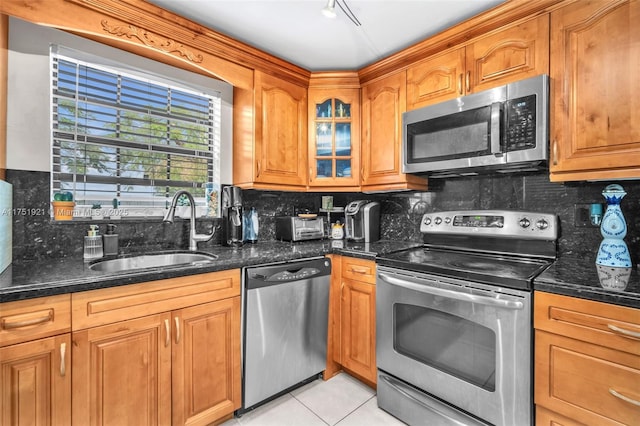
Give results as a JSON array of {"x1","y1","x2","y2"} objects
[{"x1": 146, "y1": 0, "x2": 506, "y2": 71}]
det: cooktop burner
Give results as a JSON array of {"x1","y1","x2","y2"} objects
[
  {"x1": 377, "y1": 247, "x2": 551, "y2": 291},
  {"x1": 376, "y1": 210, "x2": 559, "y2": 291}
]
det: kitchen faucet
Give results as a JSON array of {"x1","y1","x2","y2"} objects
[{"x1": 163, "y1": 190, "x2": 217, "y2": 251}]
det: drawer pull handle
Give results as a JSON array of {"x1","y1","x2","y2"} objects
[
  {"x1": 60, "y1": 342, "x2": 66, "y2": 377},
  {"x1": 2, "y1": 311, "x2": 53, "y2": 330},
  {"x1": 164, "y1": 319, "x2": 170, "y2": 347},
  {"x1": 609, "y1": 388, "x2": 640, "y2": 407},
  {"x1": 349, "y1": 267, "x2": 368, "y2": 275},
  {"x1": 607, "y1": 324, "x2": 640, "y2": 340},
  {"x1": 174, "y1": 317, "x2": 181, "y2": 344}
]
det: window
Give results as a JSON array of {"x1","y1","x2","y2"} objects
[{"x1": 50, "y1": 48, "x2": 221, "y2": 218}]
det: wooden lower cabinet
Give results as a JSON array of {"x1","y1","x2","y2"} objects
[
  {"x1": 332, "y1": 256, "x2": 377, "y2": 386},
  {"x1": 536, "y1": 406, "x2": 584, "y2": 426},
  {"x1": 71, "y1": 270, "x2": 242, "y2": 426},
  {"x1": 73, "y1": 297, "x2": 241, "y2": 426},
  {"x1": 0, "y1": 334, "x2": 71, "y2": 426},
  {"x1": 72, "y1": 313, "x2": 172, "y2": 426},
  {"x1": 534, "y1": 291, "x2": 640, "y2": 426},
  {"x1": 172, "y1": 298, "x2": 241, "y2": 426},
  {"x1": 340, "y1": 278, "x2": 376, "y2": 385}
]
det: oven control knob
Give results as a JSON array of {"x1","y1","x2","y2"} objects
[
  {"x1": 519, "y1": 218, "x2": 531, "y2": 228},
  {"x1": 536, "y1": 219, "x2": 549, "y2": 230},
  {"x1": 423, "y1": 217, "x2": 432, "y2": 226},
  {"x1": 434, "y1": 217, "x2": 442, "y2": 225},
  {"x1": 444, "y1": 216, "x2": 451, "y2": 224}
]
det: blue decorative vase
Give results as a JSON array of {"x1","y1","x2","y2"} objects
[{"x1": 595, "y1": 184, "x2": 632, "y2": 267}]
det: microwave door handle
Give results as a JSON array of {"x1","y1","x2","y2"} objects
[
  {"x1": 490, "y1": 102, "x2": 503, "y2": 155},
  {"x1": 378, "y1": 272, "x2": 524, "y2": 310}
]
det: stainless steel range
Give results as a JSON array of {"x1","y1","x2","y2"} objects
[{"x1": 376, "y1": 210, "x2": 558, "y2": 426}]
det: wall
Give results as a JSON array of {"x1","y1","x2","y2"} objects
[
  {"x1": 242, "y1": 172, "x2": 640, "y2": 262},
  {"x1": 0, "y1": 180, "x2": 11, "y2": 273},
  {"x1": 7, "y1": 169, "x2": 640, "y2": 263}
]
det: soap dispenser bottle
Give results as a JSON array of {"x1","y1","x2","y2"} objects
[
  {"x1": 103, "y1": 224, "x2": 119, "y2": 256},
  {"x1": 84, "y1": 225, "x2": 104, "y2": 260}
]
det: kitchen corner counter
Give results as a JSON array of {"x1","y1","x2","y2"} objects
[
  {"x1": 0, "y1": 239, "x2": 420, "y2": 303},
  {"x1": 534, "y1": 254, "x2": 640, "y2": 309}
]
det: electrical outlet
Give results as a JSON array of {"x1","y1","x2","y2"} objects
[{"x1": 574, "y1": 203, "x2": 599, "y2": 227}]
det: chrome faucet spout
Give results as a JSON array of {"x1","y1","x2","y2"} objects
[{"x1": 164, "y1": 190, "x2": 217, "y2": 251}]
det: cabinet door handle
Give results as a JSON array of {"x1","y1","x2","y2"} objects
[
  {"x1": 465, "y1": 71, "x2": 471, "y2": 93},
  {"x1": 458, "y1": 73, "x2": 463, "y2": 95},
  {"x1": 60, "y1": 342, "x2": 66, "y2": 377},
  {"x1": 174, "y1": 317, "x2": 181, "y2": 344},
  {"x1": 609, "y1": 388, "x2": 640, "y2": 407},
  {"x1": 552, "y1": 140, "x2": 558, "y2": 166},
  {"x1": 1, "y1": 311, "x2": 53, "y2": 330},
  {"x1": 608, "y1": 324, "x2": 640, "y2": 340},
  {"x1": 164, "y1": 319, "x2": 170, "y2": 347},
  {"x1": 257, "y1": 161, "x2": 261, "y2": 178}
]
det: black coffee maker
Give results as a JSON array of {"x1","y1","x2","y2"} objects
[{"x1": 221, "y1": 185, "x2": 243, "y2": 247}]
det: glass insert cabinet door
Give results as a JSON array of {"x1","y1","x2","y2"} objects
[{"x1": 309, "y1": 91, "x2": 360, "y2": 187}]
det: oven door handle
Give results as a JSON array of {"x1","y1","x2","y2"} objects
[{"x1": 378, "y1": 272, "x2": 524, "y2": 310}]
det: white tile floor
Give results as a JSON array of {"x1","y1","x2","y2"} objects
[{"x1": 222, "y1": 373, "x2": 406, "y2": 426}]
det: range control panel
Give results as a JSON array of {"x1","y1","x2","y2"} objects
[{"x1": 420, "y1": 210, "x2": 557, "y2": 240}]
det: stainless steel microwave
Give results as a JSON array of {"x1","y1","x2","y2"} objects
[{"x1": 402, "y1": 74, "x2": 549, "y2": 177}]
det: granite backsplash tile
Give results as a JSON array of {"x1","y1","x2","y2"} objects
[
  {"x1": 7, "y1": 170, "x2": 223, "y2": 261},
  {"x1": 6, "y1": 169, "x2": 640, "y2": 264}
]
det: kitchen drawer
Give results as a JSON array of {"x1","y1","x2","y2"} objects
[
  {"x1": 341, "y1": 257, "x2": 376, "y2": 284},
  {"x1": 535, "y1": 330, "x2": 640, "y2": 426},
  {"x1": 535, "y1": 406, "x2": 584, "y2": 426},
  {"x1": 0, "y1": 294, "x2": 71, "y2": 347},
  {"x1": 72, "y1": 269, "x2": 240, "y2": 331},
  {"x1": 534, "y1": 291, "x2": 640, "y2": 356}
]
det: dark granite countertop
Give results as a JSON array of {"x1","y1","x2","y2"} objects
[
  {"x1": 0, "y1": 239, "x2": 421, "y2": 303},
  {"x1": 534, "y1": 254, "x2": 640, "y2": 309},
  {"x1": 3, "y1": 238, "x2": 639, "y2": 310}
]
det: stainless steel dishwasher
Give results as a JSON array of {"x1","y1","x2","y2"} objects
[{"x1": 240, "y1": 257, "x2": 331, "y2": 414}]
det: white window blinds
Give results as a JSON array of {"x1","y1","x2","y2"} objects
[{"x1": 51, "y1": 51, "x2": 221, "y2": 215}]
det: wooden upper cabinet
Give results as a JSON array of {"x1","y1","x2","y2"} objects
[
  {"x1": 407, "y1": 15, "x2": 549, "y2": 111},
  {"x1": 466, "y1": 14, "x2": 549, "y2": 94},
  {"x1": 361, "y1": 71, "x2": 427, "y2": 192},
  {"x1": 407, "y1": 48, "x2": 466, "y2": 110},
  {"x1": 308, "y1": 87, "x2": 360, "y2": 190},
  {"x1": 253, "y1": 71, "x2": 308, "y2": 189},
  {"x1": 550, "y1": 0, "x2": 640, "y2": 181}
]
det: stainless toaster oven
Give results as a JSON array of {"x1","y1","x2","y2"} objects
[{"x1": 275, "y1": 216, "x2": 325, "y2": 241}]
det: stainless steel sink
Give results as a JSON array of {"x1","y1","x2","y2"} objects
[{"x1": 89, "y1": 251, "x2": 218, "y2": 272}]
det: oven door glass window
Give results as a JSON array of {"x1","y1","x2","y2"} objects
[{"x1": 394, "y1": 303, "x2": 496, "y2": 392}]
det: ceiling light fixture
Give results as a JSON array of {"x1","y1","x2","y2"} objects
[
  {"x1": 322, "y1": 0, "x2": 337, "y2": 19},
  {"x1": 322, "y1": 0, "x2": 361, "y2": 27}
]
